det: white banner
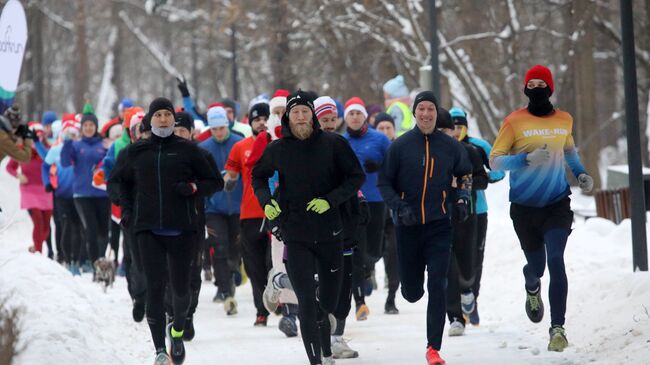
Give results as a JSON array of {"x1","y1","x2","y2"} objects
[{"x1": 0, "y1": 0, "x2": 27, "y2": 109}]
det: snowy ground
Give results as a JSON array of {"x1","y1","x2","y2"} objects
[{"x1": 1, "y1": 159, "x2": 650, "y2": 365}]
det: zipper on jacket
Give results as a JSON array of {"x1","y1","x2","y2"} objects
[
  {"x1": 429, "y1": 157, "x2": 435, "y2": 178},
  {"x1": 421, "y1": 136, "x2": 430, "y2": 224},
  {"x1": 157, "y1": 143, "x2": 163, "y2": 228}
]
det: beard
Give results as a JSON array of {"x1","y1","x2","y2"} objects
[{"x1": 290, "y1": 123, "x2": 314, "y2": 140}]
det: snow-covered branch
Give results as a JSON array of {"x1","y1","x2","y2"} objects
[
  {"x1": 118, "y1": 10, "x2": 183, "y2": 80},
  {"x1": 35, "y1": 3, "x2": 74, "y2": 31}
]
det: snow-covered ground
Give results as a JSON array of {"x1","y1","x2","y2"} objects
[{"x1": 1, "y1": 159, "x2": 649, "y2": 365}]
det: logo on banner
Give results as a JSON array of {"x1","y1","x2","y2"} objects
[{"x1": 0, "y1": 0, "x2": 28, "y2": 110}]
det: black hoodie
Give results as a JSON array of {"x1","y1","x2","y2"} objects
[{"x1": 252, "y1": 107, "x2": 365, "y2": 243}]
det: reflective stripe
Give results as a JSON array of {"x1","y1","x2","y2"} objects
[
  {"x1": 421, "y1": 136, "x2": 429, "y2": 224},
  {"x1": 441, "y1": 190, "x2": 447, "y2": 214}
]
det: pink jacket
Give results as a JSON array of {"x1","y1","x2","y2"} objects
[{"x1": 6, "y1": 150, "x2": 53, "y2": 211}]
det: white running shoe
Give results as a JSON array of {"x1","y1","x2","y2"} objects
[
  {"x1": 331, "y1": 336, "x2": 359, "y2": 359},
  {"x1": 448, "y1": 319, "x2": 465, "y2": 337}
]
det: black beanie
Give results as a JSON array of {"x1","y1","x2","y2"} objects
[
  {"x1": 80, "y1": 113, "x2": 99, "y2": 128},
  {"x1": 148, "y1": 97, "x2": 175, "y2": 117},
  {"x1": 412, "y1": 91, "x2": 439, "y2": 114},
  {"x1": 249, "y1": 103, "x2": 270, "y2": 122},
  {"x1": 285, "y1": 90, "x2": 315, "y2": 113},
  {"x1": 175, "y1": 111, "x2": 194, "y2": 132},
  {"x1": 374, "y1": 112, "x2": 395, "y2": 127},
  {"x1": 282, "y1": 89, "x2": 319, "y2": 128},
  {"x1": 436, "y1": 107, "x2": 454, "y2": 130}
]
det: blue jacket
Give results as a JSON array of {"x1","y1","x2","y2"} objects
[
  {"x1": 60, "y1": 136, "x2": 108, "y2": 198},
  {"x1": 344, "y1": 128, "x2": 391, "y2": 202},
  {"x1": 199, "y1": 134, "x2": 243, "y2": 215},
  {"x1": 102, "y1": 143, "x2": 118, "y2": 177},
  {"x1": 44, "y1": 144, "x2": 75, "y2": 199},
  {"x1": 378, "y1": 128, "x2": 472, "y2": 225},
  {"x1": 468, "y1": 137, "x2": 506, "y2": 214}
]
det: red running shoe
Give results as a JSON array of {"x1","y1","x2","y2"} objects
[
  {"x1": 425, "y1": 346, "x2": 446, "y2": 365},
  {"x1": 254, "y1": 315, "x2": 268, "y2": 327}
]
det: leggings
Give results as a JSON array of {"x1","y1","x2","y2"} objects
[
  {"x1": 332, "y1": 252, "x2": 354, "y2": 336},
  {"x1": 55, "y1": 197, "x2": 83, "y2": 263},
  {"x1": 74, "y1": 197, "x2": 110, "y2": 262},
  {"x1": 27, "y1": 209, "x2": 52, "y2": 253},
  {"x1": 138, "y1": 231, "x2": 197, "y2": 350},
  {"x1": 285, "y1": 240, "x2": 343, "y2": 365}
]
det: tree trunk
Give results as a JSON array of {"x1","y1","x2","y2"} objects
[
  {"x1": 573, "y1": 1, "x2": 601, "y2": 190},
  {"x1": 269, "y1": 0, "x2": 294, "y2": 90},
  {"x1": 75, "y1": 0, "x2": 89, "y2": 111}
]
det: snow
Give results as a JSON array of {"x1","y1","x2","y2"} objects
[
  {"x1": 607, "y1": 164, "x2": 650, "y2": 175},
  {"x1": 1, "y1": 158, "x2": 650, "y2": 364}
]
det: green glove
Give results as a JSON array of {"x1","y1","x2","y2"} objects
[
  {"x1": 306, "y1": 198, "x2": 330, "y2": 214},
  {"x1": 264, "y1": 199, "x2": 282, "y2": 220}
]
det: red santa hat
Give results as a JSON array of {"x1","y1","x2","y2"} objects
[{"x1": 344, "y1": 97, "x2": 368, "y2": 118}]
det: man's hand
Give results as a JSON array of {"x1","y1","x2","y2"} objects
[
  {"x1": 578, "y1": 173, "x2": 593, "y2": 193},
  {"x1": 306, "y1": 198, "x2": 330, "y2": 214},
  {"x1": 264, "y1": 199, "x2": 282, "y2": 220},
  {"x1": 526, "y1": 144, "x2": 550, "y2": 166},
  {"x1": 397, "y1": 201, "x2": 419, "y2": 226}
]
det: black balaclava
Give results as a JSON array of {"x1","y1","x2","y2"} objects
[{"x1": 524, "y1": 86, "x2": 553, "y2": 117}]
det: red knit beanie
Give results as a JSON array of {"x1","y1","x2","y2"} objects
[{"x1": 524, "y1": 65, "x2": 554, "y2": 93}]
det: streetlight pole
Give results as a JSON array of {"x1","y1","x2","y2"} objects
[{"x1": 620, "y1": 0, "x2": 648, "y2": 271}]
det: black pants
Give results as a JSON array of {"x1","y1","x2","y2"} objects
[
  {"x1": 332, "y1": 252, "x2": 354, "y2": 336},
  {"x1": 138, "y1": 231, "x2": 197, "y2": 350},
  {"x1": 240, "y1": 218, "x2": 271, "y2": 316},
  {"x1": 123, "y1": 226, "x2": 146, "y2": 304},
  {"x1": 472, "y1": 213, "x2": 488, "y2": 299},
  {"x1": 446, "y1": 214, "x2": 478, "y2": 323},
  {"x1": 52, "y1": 195, "x2": 64, "y2": 261},
  {"x1": 286, "y1": 240, "x2": 344, "y2": 365},
  {"x1": 56, "y1": 197, "x2": 83, "y2": 263},
  {"x1": 109, "y1": 220, "x2": 121, "y2": 262},
  {"x1": 382, "y1": 217, "x2": 400, "y2": 297},
  {"x1": 358, "y1": 202, "x2": 387, "y2": 267},
  {"x1": 396, "y1": 219, "x2": 452, "y2": 351},
  {"x1": 206, "y1": 214, "x2": 241, "y2": 296},
  {"x1": 74, "y1": 197, "x2": 110, "y2": 262},
  {"x1": 165, "y1": 231, "x2": 204, "y2": 319}
]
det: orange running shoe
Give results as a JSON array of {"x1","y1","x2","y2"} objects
[{"x1": 425, "y1": 346, "x2": 446, "y2": 365}]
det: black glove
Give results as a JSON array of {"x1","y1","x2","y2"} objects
[
  {"x1": 45, "y1": 184, "x2": 55, "y2": 193},
  {"x1": 363, "y1": 160, "x2": 381, "y2": 173},
  {"x1": 173, "y1": 182, "x2": 196, "y2": 197},
  {"x1": 14, "y1": 124, "x2": 28, "y2": 139},
  {"x1": 454, "y1": 200, "x2": 469, "y2": 223},
  {"x1": 397, "y1": 201, "x2": 419, "y2": 226},
  {"x1": 120, "y1": 212, "x2": 132, "y2": 229},
  {"x1": 224, "y1": 178, "x2": 237, "y2": 193},
  {"x1": 177, "y1": 77, "x2": 190, "y2": 97},
  {"x1": 266, "y1": 219, "x2": 283, "y2": 241},
  {"x1": 24, "y1": 128, "x2": 38, "y2": 141}
]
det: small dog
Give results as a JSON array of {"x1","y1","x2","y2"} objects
[{"x1": 93, "y1": 258, "x2": 116, "y2": 292}]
